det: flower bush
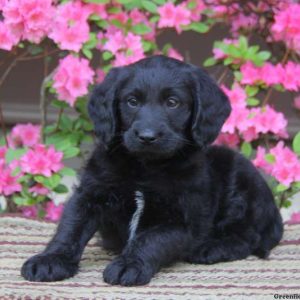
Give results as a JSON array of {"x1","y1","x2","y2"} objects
[{"x1": 0, "y1": 0, "x2": 300, "y2": 220}]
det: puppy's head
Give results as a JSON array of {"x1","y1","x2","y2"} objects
[{"x1": 88, "y1": 55, "x2": 231, "y2": 158}]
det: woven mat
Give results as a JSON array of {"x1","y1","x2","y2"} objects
[{"x1": 1, "y1": 215, "x2": 300, "y2": 300}]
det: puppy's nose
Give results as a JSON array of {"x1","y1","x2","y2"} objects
[{"x1": 136, "y1": 129, "x2": 157, "y2": 144}]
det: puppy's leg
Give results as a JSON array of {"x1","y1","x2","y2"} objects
[
  {"x1": 187, "y1": 232, "x2": 255, "y2": 264},
  {"x1": 21, "y1": 189, "x2": 100, "y2": 282},
  {"x1": 103, "y1": 226, "x2": 189, "y2": 286}
]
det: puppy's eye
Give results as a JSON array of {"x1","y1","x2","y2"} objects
[
  {"x1": 127, "y1": 98, "x2": 139, "y2": 108},
  {"x1": 166, "y1": 98, "x2": 180, "y2": 109}
]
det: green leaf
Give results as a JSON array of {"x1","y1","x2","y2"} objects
[
  {"x1": 131, "y1": 24, "x2": 152, "y2": 35},
  {"x1": 63, "y1": 147, "x2": 80, "y2": 159},
  {"x1": 53, "y1": 138, "x2": 72, "y2": 152},
  {"x1": 257, "y1": 51, "x2": 271, "y2": 61},
  {"x1": 51, "y1": 99, "x2": 69, "y2": 109},
  {"x1": 247, "y1": 97, "x2": 260, "y2": 106},
  {"x1": 84, "y1": 0, "x2": 109, "y2": 3},
  {"x1": 82, "y1": 135, "x2": 93, "y2": 143},
  {"x1": 142, "y1": 40, "x2": 154, "y2": 52},
  {"x1": 44, "y1": 124, "x2": 57, "y2": 134},
  {"x1": 276, "y1": 184, "x2": 289, "y2": 192},
  {"x1": 187, "y1": 0, "x2": 197, "y2": 9},
  {"x1": 293, "y1": 132, "x2": 300, "y2": 155},
  {"x1": 203, "y1": 57, "x2": 217, "y2": 67},
  {"x1": 54, "y1": 184, "x2": 69, "y2": 194},
  {"x1": 110, "y1": 19, "x2": 123, "y2": 28},
  {"x1": 152, "y1": 0, "x2": 166, "y2": 4},
  {"x1": 84, "y1": 32, "x2": 98, "y2": 49},
  {"x1": 59, "y1": 167, "x2": 76, "y2": 177},
  {"x1": 234, "y1": 71, "x2": 242, "y2": 81},
  {"x1": 150, "y1": 15, "x2": 160, "y2": 23},
  {"x1": 43, "y1": 174, "x2": 61, "y2": 189},
  {"x1": 95, "y1": 19, "x2": 109, "y2": 29},
  {"x1": 247, "y1": 45, "x2": 259, "y2": 56},
  {"x1": 13, "y1": 196, "x2": 35, "y2": 206},
  {"x1": 188, "y1": 22, "x2": 209, "y2": 33},
  {"x1": 141, "y1": 0, "x2": 157, "y2": 13},
  {"x1": 116, "y1": 0, "x2": 134, "y2": 3},
  {"x1": 239, "y1": 36, "x2": 248, "y2": 52},
  {"x1": 245, "y1": 86, "x2": 259, "y2": 97},
  {"x1": 59, "y1": 114, "x2": 73, "y2": 132},
  {"x1": 11, "y1": 167, "x2": 21, "y2": 176},
  {"x1": 282, "y1": 199, "x2": 292, "y2": 208},
  {"x1": 241, "y1": 142, "x2": 252, "y2": 158},
  {"x1": 227, "y1": 44, "x2": 241, "y2": 57},
  {"x1": 28, "y1": 45, "x2": 43, "y2": 56},
  {"x1": 265, "y1": 153, "x2": 276, "y2": 164},
  {"x1": 102, "y1": 51, "x2": 114, "y2": 61},
  {"x1": 5, "y1": 148, "x2": 27, "y2": 164},
  {"x1": 82, "y1": 48, "x2": 93, "y2": 59},
  {"x1": 224, "y1": 57, "x2": 234, "y2": 66}
]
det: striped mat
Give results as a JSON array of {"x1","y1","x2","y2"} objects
[{"x1": 1, "y1": 215, "x2": 300, "y2": 300}]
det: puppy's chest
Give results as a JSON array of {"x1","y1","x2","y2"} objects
[{"x1": 133, "y1": 190, "x2": 184, "y2": 228}]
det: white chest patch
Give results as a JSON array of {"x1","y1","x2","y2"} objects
[{"x1": 128, "y1": 191, "x2": 145, "y2": 241}]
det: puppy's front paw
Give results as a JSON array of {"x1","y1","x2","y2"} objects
[
  {"x1": 21, "y1": 253, "x2": 78, "y2": 282},
  {"x1": 103, "y1": 256, "x2": 154, "y2": 286}
]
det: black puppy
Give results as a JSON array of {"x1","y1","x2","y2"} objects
[{"x1": 21, "y1": 55, "x2": 283, "y2": 286}]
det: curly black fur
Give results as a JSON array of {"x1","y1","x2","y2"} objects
[{"x1": 21, "y1": 55, "x2": 283, "y2": 286}]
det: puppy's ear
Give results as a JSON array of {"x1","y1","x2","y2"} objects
[
  {"x1": 88, "y1": 67, "x2": 124, "y2": 148},
  {"x1": 191, "y1": 66, "x2": 231, "y2": 147}
]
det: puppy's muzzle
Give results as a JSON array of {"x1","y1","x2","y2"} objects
[{"x1": 134, "y1": 129, "x2": 160, "y2": 145}]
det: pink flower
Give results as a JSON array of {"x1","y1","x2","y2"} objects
[
  {"x1": 242, "y1": 127, "x2": 259, "y2": 142},
  {"x1": 252, "y1": 146, "x2": 273, "y2": 174},
  {"x1": 288, "y1": 212, "x2": 300, "y2": 224},
  {"x1": 188, "y1": 0, "x2": 206, "y2": 22},
  {"x1": 85, "y1": 3, "x2": 107, "y2": 20},
  {"x1": 222, "y1": 84, "x2": 247, "y2": 109},
  {"x1": 0, "y1": 165, "x2": 22, "y2": 196},
  {"x1": 294, "y1": 95, "x2": 300, "y2": 110},
  {"x1": 167, "y1": 48, "x2": 184, "y2": 61},
  {"x1": 253, "y1": 142, "x2": 300, "y2": 187},
  {"x1": 45, "y1": 201, "x2": 64, "y2": 222},
  {"x1": 108, "y1": 11, "x2": 128, "y2": 25},
  {"x1": 260, "y1": 63, "x2": 281, "y2": 86},
  {"x1": 222, "y1": 106, "x2": 249, "y2": 134},
  {"x1": 9, "y1": 123, "x2": 41, "y2": 148},
  {"x1": 95, "y1": 69, "x2": 106, "y2": 84},
  {"x1": 240, "y1": 62, "x2": 261, "y2": 85},
  {"x1": 281, "y1": 61, "x2": 300, "y2": 91},
  {"x1": 251, "y1": 106, "x2": 288, "y2": 138},
  {"x1": 158, "y1": 2, "x2": 191, "y2": 34},
  {"x1": 21, "y1": 206, "x2": 37, "y2": 218},
  {"x1": 3, "y1": 0, "x2": 54, "y2": 43},
  {"x1": 49, "y1": 1, "x2": 90, "y2": 52},
  {"x1": 20, "y1": 144, "x2": 63, "y2": 177},
  {"x1": 129, "y1": 8, "x2": 148, "y2": 25},
  {"x1": 102, "y1": 30, "x2": 144, "y2": 59},
  {"x1": 102, "y1": 30, "x2": 124, "y2": 54},
  {"x1": 113, "y1": 50, "x2": 145, "y2": 67},
  {"x1": 271, "y1": 3, "x2": 300, "y2": 51},
  {"x1": 29, "y1": 184, "x2": 49, "y2": 196},
  {"x1": 0, "y1": 21, "x2": 19, "y2": 50},
  {"x1": 53, "y1": 55, "x2": 94, "y2": 106},
  {"x1": 231, "y1": 13, "x2": 257, "y2": 33},
  {"x1": 241, "y1": 61, "x2": 300, "y2": 91},
  {"x1": 0, "y1": 146, "x2": 7, "y2": 161},
  {"x1": 214, "y1": 132, "x2": 240, "y2": 148}
]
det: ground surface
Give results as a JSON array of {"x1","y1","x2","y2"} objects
[{"x1": 1, "y1": 215, "x2": 300, "y2": 300}]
